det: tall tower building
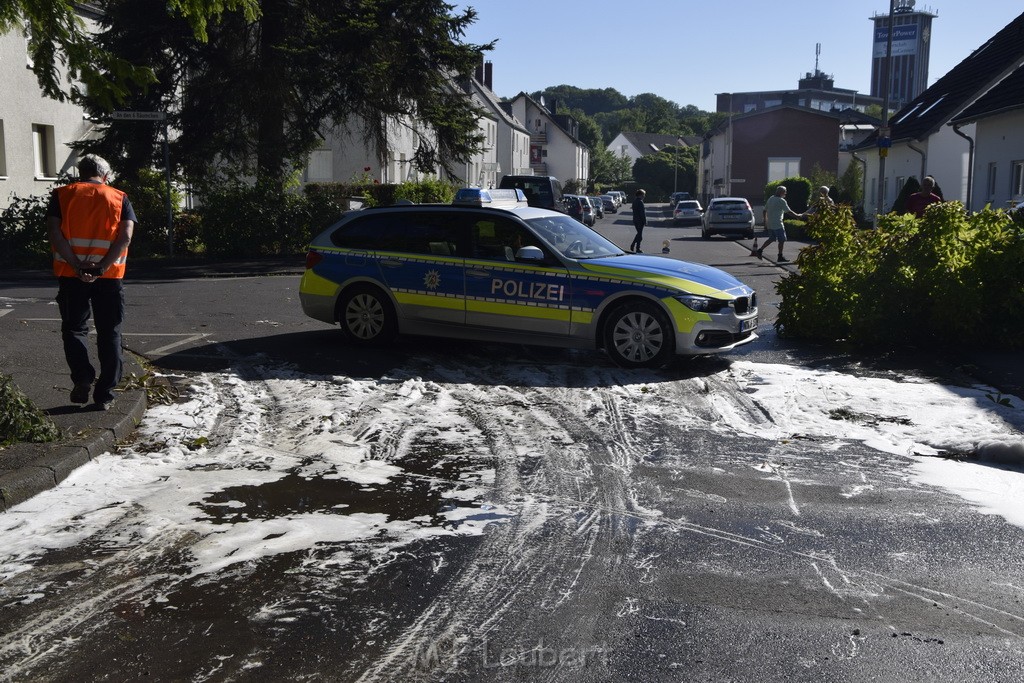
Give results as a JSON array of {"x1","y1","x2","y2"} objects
[{"x1": 870, "y1": 0, "x2": 937, "y2": 110}]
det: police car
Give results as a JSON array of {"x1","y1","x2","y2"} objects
[{"x1": 299, "y1": 188, "x2": 758, "y2": 368}]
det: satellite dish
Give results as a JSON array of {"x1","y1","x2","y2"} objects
[{"x1": 539, "y1": 95, "x2": 545, "y2": 107}]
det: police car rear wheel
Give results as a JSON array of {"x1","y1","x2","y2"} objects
[
  {"x1": 338, "y1": 285, "x2": 397, "y2": 345},
  {"x1": 604, "y1": 301, "x2": 674, "y2": 368}
]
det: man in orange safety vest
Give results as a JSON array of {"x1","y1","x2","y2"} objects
[{"x1": 47, "y1": 155, "x2": 137, "y2": 410}]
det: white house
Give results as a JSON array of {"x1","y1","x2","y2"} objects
[
  {"x1": 949, "y1": 63, "x2": 1024, "y2": 211},
  {"x1": 464, "y1": 63, "x2": 531, "y2": 185},
  {"x1": 0, "y1": 10, "x2": 99, "y2": 209},
  {"x1": 607, "y1": 131, "x2": 699, "y2": 168},
  {"x1": 506, "y1": 92, "x2": 589, "y2": 185},
  {"x1": 859, "y1": 11, "x2": 1024, "y2": 215}
]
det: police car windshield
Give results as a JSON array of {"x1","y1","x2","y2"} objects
[{"x1": 525, "y1": 215, "x2": 624, "y2": 259}]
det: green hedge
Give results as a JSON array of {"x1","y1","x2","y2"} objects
[
  {"x1": 0, "y1": 373, "x2": 59, "y2": 447},
  {"x1": 775, "y1": 202, "x2": 1024, "y2": 349},
  {"x1": 765, "y1": 176, "x2": 813, "y2": 212},
  {"x1": 197, "y1": 181, "x2": 346, "y2": 257}
]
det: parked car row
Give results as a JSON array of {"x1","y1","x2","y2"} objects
[{"x1": 563, "y1": 193, "x2": 626, "y2": 226}]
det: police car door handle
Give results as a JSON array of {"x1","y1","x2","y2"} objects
[
  {"x1": 466, "y1": 268, "x2": 491, "y2": 278},
  {"x1": 379, "y1": 258, "x2": 404, "y2": 268}
]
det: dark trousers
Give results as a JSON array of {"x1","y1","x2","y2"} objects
[
  {"x1": 56, "y1": 277, "x2": 125, "y2": 403},
  {"x1": 630, "y1": 224, "x2": 644, "y2": 251}
]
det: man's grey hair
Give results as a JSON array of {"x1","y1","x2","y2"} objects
[
  {"x1": 776, "y1": 185, "x2": 787, "y2": 195},
  {"x1": 77, "y1": 154, "x2": 112, "y2": 180}
]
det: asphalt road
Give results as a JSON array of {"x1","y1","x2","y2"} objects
[{"x1": 2, "y1": 206, "x2": 1023, "y2": 681}]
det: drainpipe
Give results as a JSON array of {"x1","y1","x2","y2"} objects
[
  {"x1": 907, "y1": 141, "x2": 927, "y2": 185},
  {"x1": 952, "y1": 123, "x2": 975, "y2": 211}
]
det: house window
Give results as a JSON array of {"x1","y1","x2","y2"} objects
[
  {"x1": 32, "y1": 123, "x2": 57, "y2": 179},
  {"x1": 767, "y1": 158, "x2": 800, "y2": 182},
  {"x1": 306, "y1": 149, "x2": 333, "y2": 182},
  {"x1": 987, "y1": 162, "x2": 997, "y2": 200},
  {"x1": 1012, "y1": 160, "x2": 1024, "y2": 198},
  {"x1": 895, "y1": 176, "x2": 905, "y2": 196}
]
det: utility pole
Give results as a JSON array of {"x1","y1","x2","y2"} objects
[{"x1": 876, "y1": 0, "x2": 896, "y2": 226}]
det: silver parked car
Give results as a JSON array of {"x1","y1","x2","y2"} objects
[
  {"x1": 672, "y1": 200, "x2": 704, "y2": 226},
  {"x1": 702, "y1": 197, "x2": 755, "y2": 240}
]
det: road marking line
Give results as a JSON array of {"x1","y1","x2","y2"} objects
[
  {"x1": 0, "y1": 310, "x2": 12, "y2": 318},
  {"x1": 143, "y1": 333, "x2": 211, "y2": 355},
  {"x1": 10, "y1": 320, "x2": 212, "y2": 355}
]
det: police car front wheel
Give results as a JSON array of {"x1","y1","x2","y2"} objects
[
  {"x1": 337, "y1": 285, "x2": 397, "y2": 346},
  {"x1": 603, "y1": 301, "x2": 675, "y2": 369}
]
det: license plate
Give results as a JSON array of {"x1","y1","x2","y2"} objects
[{"x1": 739, "y1": 317, "x2": 758, "y2": 332}]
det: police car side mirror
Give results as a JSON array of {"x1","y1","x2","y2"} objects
[{"x1": 516, "y1": 246, "x2": 545, "y2": 262}]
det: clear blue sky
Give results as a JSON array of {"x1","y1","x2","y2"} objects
[{"x1": 455, "y1": 1, "x2": 1023, "y2": 112}]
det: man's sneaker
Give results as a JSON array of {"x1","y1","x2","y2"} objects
[
  {"x1": 777, "y1": 253, "x2": 788, "y2": 262},
  {"x1": 755, "y1": 249, "x2": 764, "y2": 260},
  {"x1": 70, "y1": 383, "x2": 91, "y2": 404}
]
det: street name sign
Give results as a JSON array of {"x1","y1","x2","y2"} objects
[{"x1": 111, "y1": 111, "x2": 166, "y2": 121}]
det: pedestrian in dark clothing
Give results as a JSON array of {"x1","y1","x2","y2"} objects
[
  {"x1": 630, "y1": 189, "x2": 647, "y2": 253},
  {"x1": 47, "y1": 155, "x2": 138, "y2": 410},
  {"x1": 905, "y1": 175, "x2": 942, "y2": 217}
]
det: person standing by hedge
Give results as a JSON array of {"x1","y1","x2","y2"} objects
[
  {"x1": 806, "y1": 185, "x2": 835, "y2": 214},
  {"x1": 756, "y1": 185, "x2": 804, "y2": 262},
  {"x1": 629, "y1": 189, "x2": 647, "y2": 253},
  {"x1": 904, "y1": 176, "x2": 942, "y2": 217},
  {"x1": 47, "y1": 155, "x2": 137, "y2": 410}
]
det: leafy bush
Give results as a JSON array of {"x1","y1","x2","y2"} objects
[
  {"x1": 197, "y1": 181, "x2": 345, "y2": 257},
  {"x1": 392, "y1": 178, "x2": 458, "y2": 204},
  {"x1": 765, "y1": 177, "x2": 812, "y2": 212},
  {"x1": 0, "y1": 373, "x2": 60, "y2": 446},
  {"x1": 775, "y1": 202, "x2": 1024, "y2": 349},
  {"x1": 563, "y1": 179, "x2": 587, "y2": 195},
  {"x1": 114, "y1": 169, "x2": 183, "y2": 258},
  {"x1": 0, "y1": 192, "x2": 52, "y2": 269}
]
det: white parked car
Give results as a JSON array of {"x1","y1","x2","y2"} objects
[
  {"x1": 673, "y1": 200, "x2": 704, "y2": 226},
  {"x1": 702, "y1": 197, "x2": 756, "y2": 240}
]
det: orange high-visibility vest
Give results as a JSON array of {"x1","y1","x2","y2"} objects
[{"x1": 52, "y1": 182, "x2": 129, "y2": 279}]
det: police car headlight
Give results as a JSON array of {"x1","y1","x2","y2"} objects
[{"x1": 675, "y1": 294, "x2": 713, "y2": 312}]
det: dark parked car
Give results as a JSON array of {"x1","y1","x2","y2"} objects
[
  {"x1": 563, "y1": 195, "x2": 595, "y2": 226},
  {"x1": 669, "y1": 191, "x2": 692, "y2": 207},
  {"x1": 498, "y1": 175, "x2": 566, "y2": 213}
]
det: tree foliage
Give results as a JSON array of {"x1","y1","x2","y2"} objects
[
  {"x1": 837, "y1": 159, "x2": 864, "y2": 208},
  {"x1": 0, "y1": 0, "x2": 258, "y2": 108},
  {"x1": 70, "y1": 0, "x2": 493, "y2": 189},
  {"x1": 631, "y1": 145, "x2": 698, "y2": 201}
]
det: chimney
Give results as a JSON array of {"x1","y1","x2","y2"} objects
[
  {"x1": 475, "y1": 57, "x2": 484, "y2": 85},
  {"x1": 484, "y1": 61, "x2": 493, "y2": 90}
]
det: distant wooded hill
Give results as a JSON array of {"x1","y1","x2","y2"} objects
[{"x1": 525, "y1": 85, "x2": 725, "y2": 149}]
